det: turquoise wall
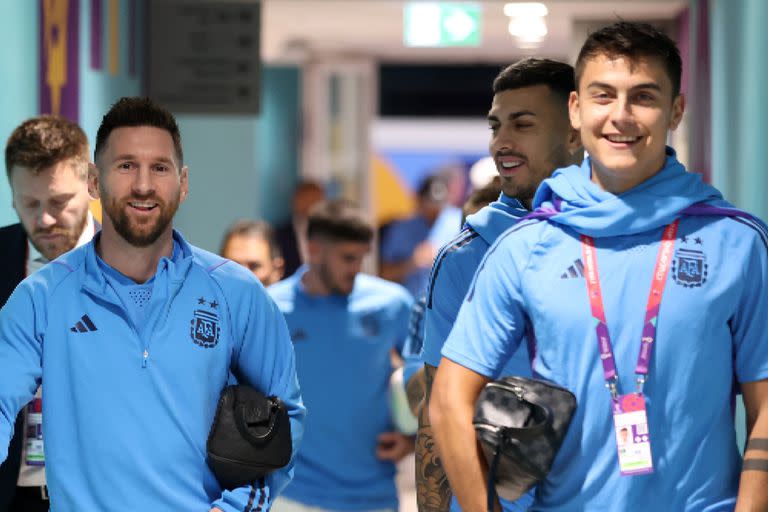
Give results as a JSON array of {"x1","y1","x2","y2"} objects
[
  {"x1": 79, "y1": 0, "x2": 143, "y2": 151},
  {"x1": 175, "y1": 67, "x2": 302, "y2": 252},
  {"x1": 0, "y1": 2, "x2": 38, "y2": 227},
  {"x1": 0, "y1": 0, "x2": 142, "y2": 228},
  {"x1": 256, "y1": 67, "x2": 302, "y2": 227},
  {"x1": 710, "y1": 0, "x2": 768, "y2": 219}
]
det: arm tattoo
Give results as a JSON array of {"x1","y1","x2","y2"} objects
[
  {"x1": 745, "y1": 438, "x2": 768, "y2": 452},
  {"x1": 406, "y1": 368, "x2": 426, "y2": 416},
  {"x1": 743, "y1": 459, "x2": 768, "y2": 472},
  {"x1": 416, "y1": 364, "x2": 452, "y2": 512}
]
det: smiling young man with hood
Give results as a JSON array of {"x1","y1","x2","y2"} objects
[
  {"x1": 430, "y1": 22, "x2": 768, "y2": 512},
  {"x1": 415, "y1": 58, "x2": 581, "y2": 512}
]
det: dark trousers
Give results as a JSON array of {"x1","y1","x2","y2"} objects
[{"x1": 8, "y1": 486, "x2": 49, "y2": 512}]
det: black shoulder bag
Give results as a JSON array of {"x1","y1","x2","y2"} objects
[
  {"x1": 207, "y1": 384, "x2": 292, "y2": 489},
  {"x1": 473, "y1": 376, "x2": 577, "y2": 511}
]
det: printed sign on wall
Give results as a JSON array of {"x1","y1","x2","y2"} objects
[
  {"x1": 146, "y1": 0, "x2": 261, "y2": 114},
  {"x1": 39, "y1": 0, "x2": 80, "y2": 121}
]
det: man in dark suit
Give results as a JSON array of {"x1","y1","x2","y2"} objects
[{"x1": 0, "y1": 115, "x2": 95, "y2": 511}]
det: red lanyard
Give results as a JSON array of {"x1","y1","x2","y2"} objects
[{"x1": 580, "y1": 220, "x2": 680, "y2": 397}]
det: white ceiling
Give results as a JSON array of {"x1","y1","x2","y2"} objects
[{"x1": 262, "y1": 0, "x2": 688, "y2": 64}]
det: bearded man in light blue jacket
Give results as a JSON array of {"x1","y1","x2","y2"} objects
[{"x1": 0, "y1": 97, "x2": 305, "y2": 511}]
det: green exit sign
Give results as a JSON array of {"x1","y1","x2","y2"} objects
[{"x1": 404, "y1": 3, "x2": 482, "y2": 47}]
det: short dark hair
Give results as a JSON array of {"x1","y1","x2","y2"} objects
[
  {"x1": 5, "y1": 115, "x2": 89, "y2": 182},
  {"x1": 220, "y1": 219, "x2": 282, "y2": 260},
  {"x1": 94, "y1": 97, "x2": 183, "y2": 166},
  {"x1": 307, "y1": 199, "x2": 374, "y2": 244},
  {"x1": 575, "y1": 21, "x2": 682, "y2": 97},
  {"x1": 493, "y1": 58, "x2": 575, "y2": 106},
  {"x1": 463, "y1": 177, "x2": 502, "y2": 219},
  {"x1": 417, "y1": 174, "x2": 449, "y2": 203}
]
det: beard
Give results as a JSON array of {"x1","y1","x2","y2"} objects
[
  {"x1": 29, "y1": 213, "x2": 88, "y2": 261},
  {"x1": 499, "y1": 143, "x2": 572, "y2": 209},
  {"x1": 102, "y1": 189, "x2": 181, "y2": 247},
  {"x1": 317, "y1": 261, "x2": 354, "y2": 296}
]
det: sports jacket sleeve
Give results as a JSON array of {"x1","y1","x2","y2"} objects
[
  {"x1": 422, "y1": 245, "x2": 470, "y2": 368},
  {"x1": 211, "y1": 283, "x2": 305, "y2": 512},
  {"x1": 441, "y1": 230, "x2": 528, "y2": 378},
  {"x1": 401, "y1": 296, "x2": 427, "y2": 387},
  {"x1": 732, "y1": 222, "x2": 768, "y2": 383},
  {"x1": 393, "y1": 291, "x2": 415, "y2": 356},
  {"x1": 0, "y1": 282, "x2": 44, "y2": 463}
]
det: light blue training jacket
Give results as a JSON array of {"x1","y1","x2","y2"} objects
[
  {"x1": 423, "y1": 193, "x2": 534, "y2": 512},
  {"x1": 444, "y1": 148, "x2": 768, "y2": 511},
  {"x1": 0, "y1": 230, "x2": 305, "y2": 511}
]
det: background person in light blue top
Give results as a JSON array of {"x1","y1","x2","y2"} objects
[
  {"x1": 269, "y1": 199, "x2": 415, "y2": 512},
  {"x1": 400, "y1": 184, "x2": 503, "y2": 428},
  {"x1": 380, "y1": 175, "x2": 461, "y2": 297},
  {"x1": 415, "y1": 58, "x2": 582, "y2": 512},
  {"x1": 431, "y1": 22, "x2": 768, "y2": 512},
  {"x1": 0, "y1": 98, "x2": 305, "y2": 511}
]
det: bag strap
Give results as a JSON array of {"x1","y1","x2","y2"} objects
[
  {"x1": 487, "y1": 442, "x2": 502, "y2": 512},
  {"x1": 485, "y1": 431, "x2": 546, "y2": 512}
]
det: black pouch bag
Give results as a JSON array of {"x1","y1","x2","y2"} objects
[
  {"x1": 207, "y1": 384, "x2": 292, "y2": 489},
  {"x1": 473, "y1": 376, "x2": 577, "y2": 511}
]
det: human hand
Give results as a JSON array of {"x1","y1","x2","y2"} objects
[{"x1": 376, "y1": 431, "x2": 416, "y2": 462}]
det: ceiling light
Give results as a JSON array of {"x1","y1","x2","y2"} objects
[
  {"x1": 508, "y1": 16, "x2": 548, "y2": 42},
  {"x1": 503, "y1": 2, "x2": 548, "y2": 18}
]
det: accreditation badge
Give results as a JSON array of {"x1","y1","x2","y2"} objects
[
  {"x1": 612, "y1": 393, "x2": 653, "y2": 476},
  {"x1": 24, "y1": 397, "x2": 45, "y2": 466}
]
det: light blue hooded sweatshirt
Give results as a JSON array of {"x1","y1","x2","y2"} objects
[
  {"x1": 0, "y1": 231, "x2": 305, "y2": 511},
  {"x1": 444, "y1": 148, "x2": 768, "y2": 511},
  {"x1": 422, "y1": 193, "x2": 534, "y2": 512}
]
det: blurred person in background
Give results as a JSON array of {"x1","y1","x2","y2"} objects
[
  {"x1": 0, "y1": 115, "x2": 96, "y2": 512},
  {"x1": 379, "y1": 175, "x2": 460, "y2": 297},
  {"x1": 461, "y1": 177, "x2": 503, "y2": 220},
  {"x1": 220, "y1": 218, "x2": 284, "y2": 287},
  {"x1": 269, "y1": 199, "x2": 414, "y2": 512},
  {"x1": 417, "y1": 58, "x2": 582, "y2": 512},
  {"x1": 402, "y1": 178, "x2": 503, "y2": 417},
  {"x1": 275, "y1": 181, "x2": 326, "y2": 278}
]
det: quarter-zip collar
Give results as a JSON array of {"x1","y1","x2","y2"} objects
[{"x1": 81, "y1": 229, "x2": 194, "y2": 299}]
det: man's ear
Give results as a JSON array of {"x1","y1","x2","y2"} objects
[
  {"x1": 87, "y1": 163, "x2": 100, "y2": 200},
  {"x1": 180, "y1": 165, "x2": 189, "y2": 202},
  {"x1": 272, "y1": 257, "x2": 286, "y2": 283},
  {"x1": 568, "y1": 91, "x2": 582, "y2": 132},
  {"x1": 306, "y1": 238, "x2": 322, "y2": 264},
  {"x1": 567, "y1": 126, "x2": 582, "y2": 155},
  {"x1": 669, "y1": 93, "x2": 685, "y2": 131}
]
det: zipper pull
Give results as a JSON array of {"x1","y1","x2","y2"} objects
[{"x1": 142, "y1": 349, "x2": 149, "y2": 368}]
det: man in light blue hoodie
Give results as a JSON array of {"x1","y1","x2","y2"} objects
[
  {"x1": 0, "y1": 97, "x2": 305, "y2": 511},
  {"x1": 415, "y1": 58, "x2": 582, "y2": 512},
  {"x1": 431, "y1": 22, "x2": 768, "y2": 512}
]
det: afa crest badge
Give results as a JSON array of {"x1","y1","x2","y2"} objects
[
  {"x1": 672, "y1": 237, "x2": 708, "y2": 288},
  {"x1": 190, "y1": 309, "x2": 220, "y2": 348}
]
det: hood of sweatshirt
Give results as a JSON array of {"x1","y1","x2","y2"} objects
[
  {"x1": 465, "y1": 193, "x2": 529, "y2": 243},
  {"x1": 532, "y1": 147, "x2": 726, "y2": 237}
]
